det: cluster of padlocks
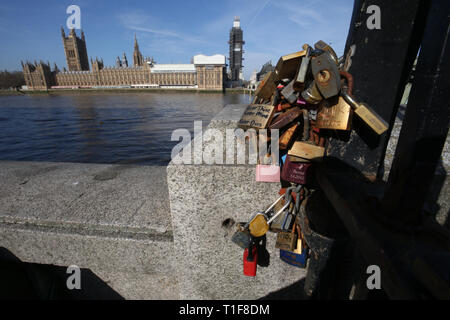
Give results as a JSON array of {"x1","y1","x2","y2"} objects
[{"x1": 232, "y1": 40, "x2": 389, "y2": 277}]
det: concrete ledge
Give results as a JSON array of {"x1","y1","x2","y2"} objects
[{"x1": 0, "y1": 161, "x2": 178, "y2": 299}]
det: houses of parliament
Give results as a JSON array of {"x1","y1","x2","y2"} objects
[{"x1": 22, "y1": 27, "x2": 226, "y2": 91}]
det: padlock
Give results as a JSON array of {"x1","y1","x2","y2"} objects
[
  {"x1": 254, "y1": 71, "x2": 279, "y2": 101},
  {"x1": 268, "y1": 198, "x2": 286, "y2": 232},
  {"x1": 243, "y1": 242, "x2": 258, "y2": 277},
  {"x1": 281, "y1": 155, "x2": 314, "y2": 184},
  {"x1": 301, "y1": 80, "x2": 323, "y2": 105},
  {"x1": 314, "y1": 40, "x2": 339, "y2": 65},
  {"x1": 275, "y1": 50, "x2": 306, "y2": 80},
  {"x1": 316, "y1": 96, "x2": 353, "y2": 131},
  {"x1": 341, "y1": 90, "x2": 388, "y2": 135},
  {"x1": 255, "y1": 165, "x2": 280, "y2": 182},
  {"x1": 248, "y1": 194, "x2": 284, "y2": 237},
  {"x1": 266, "y1": 185, "x2": 299, "y2": 225},
  {"x1": 293, "y1": 46, "x2": 311, "y2": 92},
  {"x1": 280, "y1": 80, "x2": 299, "y2": 105},
  {"x1": 311, "y1": 51, "x2": 341, "y2": 99},
  {"x1": 279, "y1": 225, "x2": 308, "y2": 268},
  {"x1": 231, "y1": 222, "x2": 251, "y2": 249},
  {"x1": 269, "y1": 107, "x2": 302, "y2": 130},
  {"x1": 249, "y1": 193, "x2": 293, "y2": 237},
  {"x1": 238, "y1": 104, "x2": 276, "y2": 130},
  {"x1": 279, "y1": 122, "x2": 299, "y2": 150},
  {"x1": 288, "y1": 141, "x2": 325, "y2": 162},
  {"x1": 275, "y1": 221, "x2": 296, "y2": 251}
]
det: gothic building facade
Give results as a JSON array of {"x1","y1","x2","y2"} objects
[{"x1": 23, "y1": 28, "x2": 226, "y2": 91}]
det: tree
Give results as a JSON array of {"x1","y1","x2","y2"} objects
[{"x1": 0, "y1": 70, "x2": 25, "y2": 89}]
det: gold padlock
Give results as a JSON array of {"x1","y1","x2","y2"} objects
[
  {"x1": 275, "y1": 50, "x2": 306, "y2": 80},
  {"x1": 341, "y1": 91, "x2": 388, "y2": 135},
  {"x1": 292, "y1": 225, "x2": 304, "y2": 254},
  {"x1": 254, "y1": 71, "x2": 279, "y2": 101},
  {"x1": 275, "y1": 222, "x2": 296, "y2": 251},
  {"x1": 316, "y1": 96, "x2": 353, "y2": 131},
  {"x1": 288, "y1": 141, "x2": 325, "y2": 162},
  {"x1": 248, "y1": 213, "x2": 270, "y2": 238}
]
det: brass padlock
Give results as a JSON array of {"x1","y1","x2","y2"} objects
[
  {"x1": 316, "y1": 96, "x2": 353, "y2": 131},
  {"x1": 248, "y1": 213, "x2": 270, "y2": 238},
  {"x1": 275, "y1": 222, "x2": 296, "y2": 251},
  {"x1": 279, "y1": 122, "x2": 299, "y2": 150},
  {"x1": 254, "y1": 71, "x2": 279, "y2": 101},
  {"x1": 341, "y1": 90, "x2": 388, "y2": 135},
  {"x1": 238, "y1": 104, "x2": 275, "y2": 130},
  {"x1": 249, "y1": 193, "x2": 293, "y2": 237},
  {"x1": 288, "y1": 141, "x2": 325, "y2": 162},
  {"x1": 275, "y1": 50, "x2": 306, "y2": 80},
  {"x1": 247, "y1": 194, "x2": 284, "y2": 237}
]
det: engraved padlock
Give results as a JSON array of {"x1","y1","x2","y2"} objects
[
  {"x1": 275, "y1": 221, "x2": 297, "y2": 251},
  {"x1": 281, "y1": 155, "x2": 314, "y2": 185},
  {"x1": 288, "y1": 141, "x2": 325, "y2": 162},
  {"x1": 341, "y1": 89, "x2": 388, "y2": 135},
  {"x1": 316, "y1": 96, "x2": 353, "y2": 131}
]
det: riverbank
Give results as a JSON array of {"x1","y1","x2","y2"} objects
[{"x1": 0, "y1": 87, "x2": 250, "y2": 96}]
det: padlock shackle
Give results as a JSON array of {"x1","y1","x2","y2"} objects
[
  {"x1": 341, "y1": 89, "x2": 358, "y2": 109},
  {"x1": 268, "y1": 185, "x2": 301, "y2": 224}
]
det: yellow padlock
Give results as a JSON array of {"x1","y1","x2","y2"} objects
[{"x1": 248, "y1": 214, "x2": 269, "y2": 238}]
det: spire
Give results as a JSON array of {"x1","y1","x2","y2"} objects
[
  {"x1": 122, "y1": 52, "x2": 128, "y2": 67},
  {"x1": 81, "y1": 29, "x2": 85, "y2": 41},
  {"x1": 134, "y1": 34, "x2": 139, "y2": 49},
  {"x1": 61, "y1": 26, "x2": 66, "y2": 38}
]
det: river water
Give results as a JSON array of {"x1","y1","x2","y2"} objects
[{"x1": 0, "y1": 92, "x2": 250, "y2": 165}]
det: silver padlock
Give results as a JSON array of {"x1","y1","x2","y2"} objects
[{"x1": 311, "y1": 51, "x2": 341, "y2": 99}]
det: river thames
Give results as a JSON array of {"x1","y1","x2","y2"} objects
[{"x1": 0, "y1": 92, "x2": 249, "y2": 165}]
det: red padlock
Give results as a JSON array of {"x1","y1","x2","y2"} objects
[{"x1": 243, "y1": 246, "x2": 258, "y2": 277}]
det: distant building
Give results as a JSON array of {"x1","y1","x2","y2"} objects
[
  {"x1": 22, "y1": 28, "x2": 226, "y2": 91},
  {"x1": 228, "y1": 16, "x2": 245, "y2": 87},
  {"x1": 248, "y1": 70, "x2": 258, "y2": 90},
  {"x1": 257, "y1": 61, "x2": 275, "y2": 82},
  {"x1": 61, "y1": 27, "x2": 89, "y2": 71}
]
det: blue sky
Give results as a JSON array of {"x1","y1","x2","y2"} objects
[{"x1": 0, "y1": 0, "x2": 354, "y2": 79}]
